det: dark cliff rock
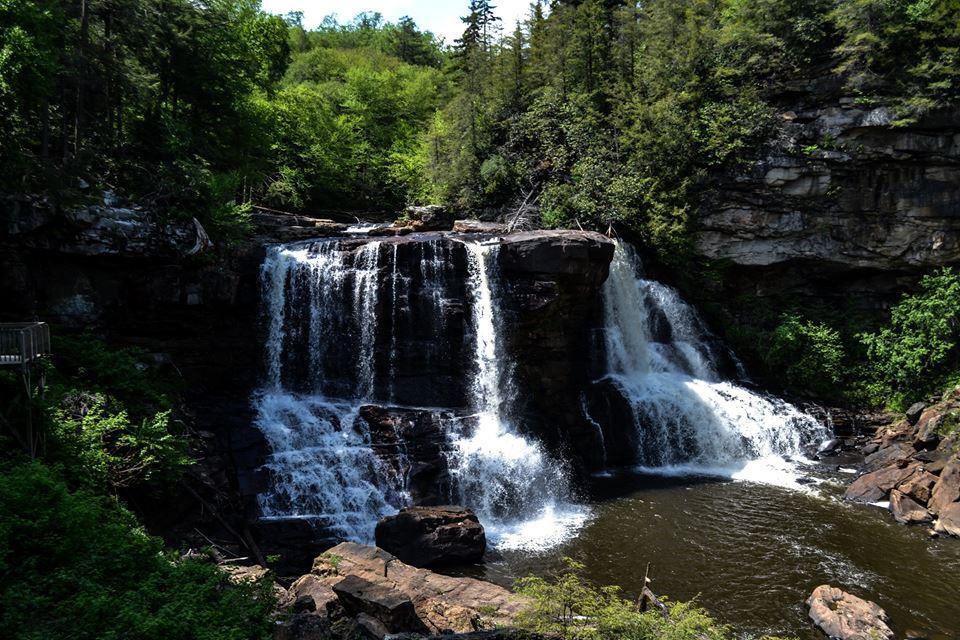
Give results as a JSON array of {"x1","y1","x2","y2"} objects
[
  {"x1": 495, "y1": 230, "x2": 615, "y2": 468},
  {"x1": 2, "y1": 203, "x2": 617, "y2": 562},
  {"x1": 694, "y1": 97, "x2": 960, "y2": 346},
  {"x1": 375, "y1": 506, "x2": 486, "y2": 567},
  {"x1": 1, "y1": 195, "x2": 268, "y2": 557}
]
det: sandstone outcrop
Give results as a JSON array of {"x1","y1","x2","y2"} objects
[
  {"x1": 273, "y1": 542, "x2": 525, "y2": 639},
  {"x1": 692, "y1": 97, "x2": 960, "y2": 367},
  {"x1": 806, "y1": 585, "x2": 894, "y2": 640},
  {"x1": 844, "y1": 386, "x2": 960, "y2": 536},
  {"x1": 698, "y1": 104, "x2": 960, "y2": 272}
]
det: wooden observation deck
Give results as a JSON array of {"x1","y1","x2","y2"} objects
[{"x1": 0, "y1": 322, "x2": 51, "y2": 367}]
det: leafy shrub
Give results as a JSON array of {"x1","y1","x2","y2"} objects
[
  {"x1": 51, "y1": 394, "x2": 187, "y2": 490},
  {"x1": 0, "y1": 462, "x2": 275, "y2": 640},
  {"x1": 768, "y1": 313, "x2": 847, "y2": 398},
  {"x1": 514, "y1": 558, "x2": 739, "y2": 640},
  {"x1": 51, "y1": 335, "x2": 173, "y2": 416},
  {"x1": 40, "y1": 335, "x2": 188, "y2": 492},
  {"x1": 860, "y1": 268, "x2": 960, "y2": 409}
]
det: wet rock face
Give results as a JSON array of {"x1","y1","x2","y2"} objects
[
  {"x1": 495, "y1": 231, "x2": 615, "y2": 465},
  {"x1": 375, "y1": 506, "x2": 486, "y2": 567},
  {"x1": 806, "y1": 585, "x2": 894, "y2": 640},
  {"x1": 264, "y1": 231, "x2": 614, "y2": 472},
  {"x1": 358, "y1": 405, "x2": 461, "y2": 506}
]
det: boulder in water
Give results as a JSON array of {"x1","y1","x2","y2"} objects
[
  {"x1": 806, "y1": 585, "x2": 894, "y2": 640},
  {"x1": 395, "y1": 205, "x2": 453, "y2": 231},
  {"x1": 933, "y1": 502, "x2": 960, "y2": 537},
  {"x1": 453, "y1": 220, "x2": 507, "y2": 234},
  {"x1": 844, "y1": 463, "x2": 917, "y2": 503},
  {"x1": 817, "y1": 438, "x2": 842, "y2": 456},
  {"x1": 889, "y1": 489, "x2": 933, "y2": 524},
  {"x1": 375, "y1": 506, "x2": 486, "y2": 567}
]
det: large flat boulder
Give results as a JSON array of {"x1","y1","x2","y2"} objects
[
  {"x1": 806, "y1": 585, "x2": 894, "y2": 640},
  {"x1": 375, "y1": 506, "x2": 486, "y2": 567},
  {"x1": 311, "y1": 542, "x2": 524, "y2": 634},
  {"x1": 889, "y1": 490, "x2": 933, "y2": 524}
]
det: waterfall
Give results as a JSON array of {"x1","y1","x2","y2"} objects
[
  {"x1": 444, "y1": 241, "x2": 586, "y2": 550},
  {"x1": 601, "y1": 241, "x2": 827, "y2": 486},
  {"x1": 255, "y1": 241, "x2": 404, "y2": 542},
  {"x1": 254, "y1": 237, "x2": 586, "y2": 549}
]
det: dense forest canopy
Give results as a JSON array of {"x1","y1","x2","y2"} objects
[
  {"x1": 3, "y1": 0, "x2": 957, "y2": 234},
  {"x1": 3, "y1": 4, "x2": 960, "y2": 638}
]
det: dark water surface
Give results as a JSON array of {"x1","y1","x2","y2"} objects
[{"x1": 473, "y1": 468, "x2": 960, "y2": 639}]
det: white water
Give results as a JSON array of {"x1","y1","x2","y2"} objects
[
  {"x1": 602, "y1": 241, "x2": 827, "y2": 488},
  {"x1": 445, "y1": 241, "x2": 588, "y2": 550},
  {"x1": 254, "y1": 235, "x2": 825, "y2": 550},
  {"x1": 255, "y1": 237, "x2": 586, "y2": 549},
  {"x1": 256, "y1": 241, "x2": 402, "y2": 542}
]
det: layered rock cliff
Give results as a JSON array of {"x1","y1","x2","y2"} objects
[{"x1": 695, "y1": 96, "x2": 960, "y2": 319}]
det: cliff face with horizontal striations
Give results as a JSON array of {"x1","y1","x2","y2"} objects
[
  {"x1": 687, "y1": 88, "x2": 960, "y2": 373},
  {"x1": 698, "y1": 104, "x2": 960, "y2": 271}
]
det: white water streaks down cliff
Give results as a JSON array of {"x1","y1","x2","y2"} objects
[
  {"x1": 601, "y1": 241, "x2": 828, "y2": 487},
  {"x1": 256, "y1": 241, "x2": 404, "y2": 542},
  {"x1": 446, "y1": 241, "x2": 587, "y2": 550},
  {"x1": 256, "y1": 237, "x2": 585, "y2": 549}
]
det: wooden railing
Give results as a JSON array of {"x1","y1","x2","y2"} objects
[{"x1": 0, "y1": 323, "x2": 51, "y2": 366}]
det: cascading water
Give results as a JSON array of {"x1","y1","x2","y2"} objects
[
  {"x1": 601, "y1": 241, "x2": 827, "y2": 486},
  {"x1": 255, "y1": 241, "x2": 405, "y2": 541},
  {"x1": 443, "y1": 241, "x2": 586, "y2": 550},
  {"x1": 255, "y1": 236, "x2": 585, "y2": 548}
]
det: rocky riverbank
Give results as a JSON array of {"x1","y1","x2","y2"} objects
[
  {"x1": 844, "y1": 387, "x2": 960, "y2": 536},
  {"x1": 239, "y1": 541, "x2": 526, "y2": 640}
]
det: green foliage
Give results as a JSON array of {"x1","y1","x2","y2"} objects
[
  {"x1": 860, "y1": 268, "x2": 960, "y2": 409},
  {"x1": 50, "y1": 394, "x2": 187, "y2": 490},
  {"x1": 768, "y1": 314, "x2": 847, "y2": 398},
  {"x1": 36, "y1": 334, "x2": 189, "y2": 492},
  {"x1": 0, "y1": 461, "x2": 275, "y2": 640},
  {"x1": 51, "y1": 334, "x2": 172, "y2": 415},
  {"x1": 831, "y1": 0, "x2": 960, "y2": 114},
  {"x1": 267, "y1": 38, "x2": 448, "y2": 210},
  {"x1": 513, "y1": 558, "x2": 736, "y2": 640}
]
